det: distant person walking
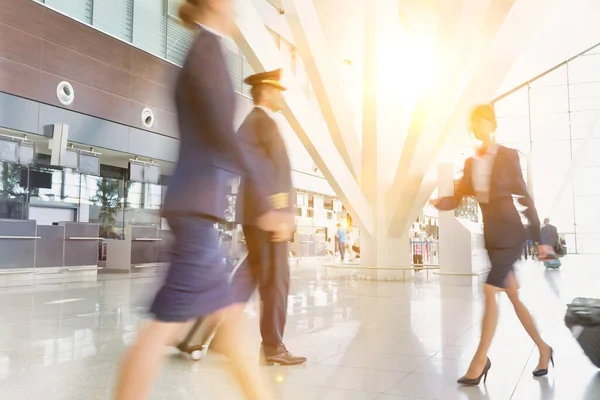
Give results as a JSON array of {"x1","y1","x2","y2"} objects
[
  {"x1": 541, "y1": 218, "x2": 559, "y2": 249},
  {"x1": 336, "y1": 223, "x2": 347, "y2": 262}
]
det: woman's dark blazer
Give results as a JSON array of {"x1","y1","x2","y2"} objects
[
  {"x1": 162, "y1": 29, "x2": 271, "y2": 222},
  {"x1": 437, "y1": 145, "x2": 541, "y2": 249}
]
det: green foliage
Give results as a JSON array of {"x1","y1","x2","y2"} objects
[{"x1": 91, "y1": 178, "x2": 122, "y2": 237}]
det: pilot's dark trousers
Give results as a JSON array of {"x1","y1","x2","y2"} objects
[{"x1": 231, "y1": 225, "x2": 290, "y2": 356}]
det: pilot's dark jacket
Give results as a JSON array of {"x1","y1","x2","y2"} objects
[{"x1": 235, "y1": 107, "x2": 294, "y2": 225}]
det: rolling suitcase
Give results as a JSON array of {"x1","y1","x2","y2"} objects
[
  {"x1": 564, "y1": 298, "x2": 600, "y2": 368},
  {"x1": 544, "y1": 259, "x2": 561, "y2": 269},
  {"x1": 176, "y1": 252, "x2": 247, "y2": 361}
]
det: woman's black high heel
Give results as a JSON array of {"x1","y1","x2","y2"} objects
[
  {"x1": 533, "y1": 347, "x2": 554, "y2": 377},
  {"x1": 457, "y1": 358, "x2": 491, "y2": 386}
]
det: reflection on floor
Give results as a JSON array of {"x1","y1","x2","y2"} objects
[{"x1": 0, "y1": 256, "x2": 599, "y2": 399}]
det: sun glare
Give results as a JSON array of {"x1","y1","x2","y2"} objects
[{"x1": 376, "y1": 32, "x2": 436, "y2": 110}]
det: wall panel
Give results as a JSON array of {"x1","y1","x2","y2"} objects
[
  {"x1": 39, "y1": 71, "x2": 134, "y2": 128},
  {"x1": 41, "y1": 41, "x2": 131, "y2": 98},
  {"x1": 0, "y1": 0, "x2": 45, "y2": 36},
  {"x1": 130, "y1": 75, "x2": 176, "y2": 113},
  {"x1": 42, "y1": 7, "x2": 131, "y2": 70},
  {"x1": 0, "y1": 93, "x2": 40, "y2": 134},
  {"x1": 0, "y1": 22, "x2": 42, "y2": 68},
  {"x1": 130, "y1": 48, "x2": 179, "y2": 88},
  {"x1": 0, "y1": 57, "x2": 41, "y2": 100}
]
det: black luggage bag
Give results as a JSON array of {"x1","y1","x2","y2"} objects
[
  {"x1": 565, "y1": 297, "x2": 600, "y2": 368},
  {"x1": 176, "y1": 252, "x2": 246, "y2": 361}
]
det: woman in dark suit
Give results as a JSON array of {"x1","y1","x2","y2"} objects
[
  {"x1": 115, "y1": 1, "x2": 282, "y2": 399},
  {"x1": 431, "y1": 105, "x2": 555, "y2": 385}
]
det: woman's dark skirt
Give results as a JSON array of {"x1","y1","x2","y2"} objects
[
  {"x1": 150, "y1": 216, "x2": 232, "y2": 322},
  {"x1": 485, "y1": 247, "x2": 522, "y2": 288}
]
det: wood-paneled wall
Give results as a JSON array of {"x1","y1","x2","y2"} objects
[{"x1": 0, "y1": 0, "x2": 181, "y2": 138}]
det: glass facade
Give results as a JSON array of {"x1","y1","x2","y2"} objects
[
  {"x1": 0, "y1": 159, "x2": 164, "y2": 240},
  {"x1": 492, "y1": 44, "x2": 600, "y2": 254}
]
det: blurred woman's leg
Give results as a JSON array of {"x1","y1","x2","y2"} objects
[
  {"x1": 464, "y1": 283, "x2": 501, "y2": 378},
  {"x1": 504, "y1": 272, "x2": 551, "y2": 369},
  {"x1": 218, "y1": 304, "x2": 274, "y2": 400},
  {"x1": 115, "y1": 305, "x2": 273, "y2": 400},
  {"x1": 115, "y1": 321, "x2": 184, "y2": 400}
]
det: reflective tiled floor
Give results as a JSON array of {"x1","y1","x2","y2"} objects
[{"x1": 0, "y1": 256, "x2": 599, "y2": 399}]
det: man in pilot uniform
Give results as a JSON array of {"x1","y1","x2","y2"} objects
[{"x1": 231, "y1": 69, "x2": 307, "y2": 366}]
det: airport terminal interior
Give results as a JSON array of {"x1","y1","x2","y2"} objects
[{"x1": 1, "y1": 0, "x2": 600, "y2": 399}]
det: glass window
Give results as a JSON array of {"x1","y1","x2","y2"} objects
[
  {"x1": 124, "y1": 181, "x2": 161, "y2": 229},
  {"x1": 544, "y1": 185, "x2": 575, "y2": 236},
  {"x1": 568, "y1": 54, "x2": 600, "y2": 84},
  {"x1": 92, "y1": 0, "x2": 134, "y2": 42},
  {"x1": 529, "y1": 85, "x2": 569, "y2": 114},
  {"x1": 531, "y1": 141, "x2": 571, "y2": 175},
  {"x1": 166, "y1": 16, "x2": 195, "y2": 66},
  {"x1": 495, "y1": 115, "x2": 530, "y2": 144},
  {"x1": 568, "y1": 82, "x2": 600, "y2": 112},
  {"x1": 572, "y1": 138, "x2": 600, "y2": 167},
  {"x1": 530, "y1": 113, "x2": 570, "y2": 142},
  {"x1": 46, "y1": 0, "x2": 93, "y2": 25},
  {"x1": 573, "y1": 166, "x2": 600, "y2": 196},
  {"x1": 494, "y1": 86, "x2": 529, "y2": 117},
  {"x1": 570, "y1": 110, "x2": 600, "y2": 139},
  {"x1": 313, "y1": 195, "x2": 324, "y2": 209},
  {"x1": 85, "y1": 176, "x2": 125, "y2": 239},
  {"x1": 30, "y1": 169, "x2": 81, "y2": 206},
  {"x1": 489, "y1": 46, "x2": 600, "y2": 255},
  {"x1": 241, "y1": 57, "x2": 255, "y2": 97},
  {"x1": 0, "y1": 161, "x2": 28, "y2": 219},
  {"x1": 223, "y1": 48, "x2": 243, "y2": 94},
  {"x1": 574, "y1": 196, "x2": 600, "y2": 233},
  {"x1": 296, "y1": 192, "x2": 308, "y2": 208},
  {"x1": 574, "y1": 233, "x2": 600, "y2": 254},
  {"x1": 132, "y1": 0, "x2": 167, "y2": 58}
]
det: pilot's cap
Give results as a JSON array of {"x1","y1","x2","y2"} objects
[{"x1": 244, "y1": 69, "x2": 286, "y2": 91}]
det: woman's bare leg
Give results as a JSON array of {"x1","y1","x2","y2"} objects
[
  {"x1": 504, "y1": 272, "x2": 551, "y2": 369},
  {"x1": 464, "y1": 283, "x2": 501, "y2": 378},
  {"x1": 115, "y1": 320, "x2": 184, "y2": 400},
  {"x1": 115, "y1": 305, "x2": 273, "y2": 400},
  {"x1": 217, "y1": 304, "x2": 274, "y2": 400}
]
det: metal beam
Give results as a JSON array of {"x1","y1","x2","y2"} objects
[
  {"x1": 392, "y1": 0, "x2": 562, "y2": 235},
  {"x1": 233, "y1": 0, "x2": 373, "y2": 235},
  {"x1": 282, "y1": 0, "x2": 362, "y2": 180}
]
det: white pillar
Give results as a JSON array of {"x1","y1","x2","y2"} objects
[
  {"x1": 358, "y1": 0, "x2": 409, "y2": 280},
  {"x1": 437, "y1": 163, "x2": 487, "y2": 286}
]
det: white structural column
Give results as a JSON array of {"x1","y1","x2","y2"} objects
[
  {"x1": 233, "y1": 0, "x2": 373, "y2": 235},
  {"x1": 437, "y1": 163, "x2": 487, "y2": 286},
  {"x1": 359, "y1": 0, "x2": 409, "y2": 277},
  {"x1": 282, "y1": 0, "x2": 362, "y2": 180},
  {"x1": 388, "y1": 0, "x2": 562, "y2": 236}
]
